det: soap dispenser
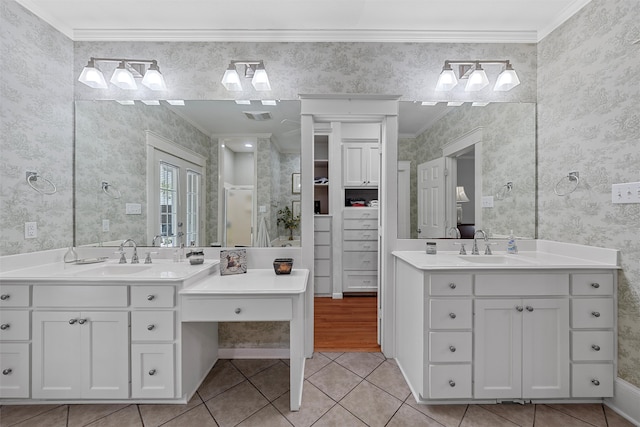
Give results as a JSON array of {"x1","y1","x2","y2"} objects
[{"x1": 506, "y1": 230, "x2": 518, "y2": 254}]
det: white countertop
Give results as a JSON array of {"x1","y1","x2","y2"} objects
[
  {"x1": 180, "y1": 269, "x2": 309, "y2": 295},
  {"x1": 392, "y1": 250, "x2": 620, "y2": 270}
]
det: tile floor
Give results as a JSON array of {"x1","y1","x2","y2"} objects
[{"x1": 0, "y1": 352, "x2": 635, "y2": 427}]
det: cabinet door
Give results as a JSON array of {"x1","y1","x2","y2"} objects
[
  {"x1": 366, "y1": 144, "x2": 380, "y2": 186},
  {"x1": 0, "y1": 343, "x2": 30, "y2": 398},
  {"x1": 32, "y1": 311, "x2": 82, "y2": 398},
  {"x1": 343, "y1": 145, "x2": 366, "y2": 186},
  {"x1": 522, "y1": 299, "x2": 569, "y2": 398},
  {"x1": 474, "y1": 299, "x2": 522, "y2": 399},
  {"x1": 80, "y1": 311, "x2": 129, "y2": 399},
  {"x1": 131, "y1": 343, "x2": 175, "y2": 398}
]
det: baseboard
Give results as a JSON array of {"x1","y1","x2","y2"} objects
[
  {"x1": 605, "y1": 377, "x2": 640, "y2": 425},
  {"x1": 332, "y1": 292, "x2": 343, "y2": 299},
  {"x1": 218, "y1": 348, "x2": 290, "y2": 359}
]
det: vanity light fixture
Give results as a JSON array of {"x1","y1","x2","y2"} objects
[
  {"x1": 222, "y1": 60, "x2": 272, "y2": 91},
  {"x1": 435, "y1": 60, "x2": 520, "y2": 92},
  {"x1": 78, "y1": 57, "x2": 167, "y2": 91}
]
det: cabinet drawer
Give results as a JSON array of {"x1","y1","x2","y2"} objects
[
  {"x1": 131, "y1": 343, "x2": 175, "y2": 398},
  {"x1": 428, "y1": 332, "x2": 472, "y2": 362},
  {"x1": 475, "y1": 274, "x2": 569, "y2": 296},
  {"x1": 343, "y1": 252, "x2": 377, "y2": 270},
  {"x1": 314, "y1": 277, "x2": 331, "y2": 295},
  {"x1": 571, "y1": 331, "x2": 614, "y2": 361},
  {"x1": 343, "y1": 209, "x2": 378, "y2": 219},
  {"x1": 0, "y1": 311, "x2": 30, "y2": 341},
  {"x1": 33, "y1": 285, "x2": 128, "y2": 307},
  {"x1": 430, "y1": 275, "x2": 472, "y2": 296},
  {"x1": 131, "y1": 286, "x2": 175, "y2": 308},
  {"x1": 0, "y1": 343, "x2": 30, "y2": 398},
  {"x1": 0, "y1": 285, "x2": 30, "y2": 307},
  {"x1": 571, "y1": 274, "x2": 613, "y2": 296},
  {"x1": 571, "y1": 364, "x2": 613, "y2": 397},
  {"x1": 131, "y1": 311, "x2": 175, "y2": 342},
  {"x1": 314, "y1": 259, "x2": 331, "y2": 276},
  {"x1": 314, "y1": 231, "x2": 331, "y2": 245},
  {"x1": 428, "y1": 364, "x2": 472, "y2": 399},
  {"x1": 343, "y1": 219, "x2": 377, "y2": 230},
  {"x1": 342, "y1": 272, "x2": 377, "y2": 291},
  {"x1": 571, "y1": 298, "x2": 614, "y2": 328},
  {"x1": 314, "y1": 216, "x2": 331, "y2": 231},
  {"x1": 181, "y1": 297, "x2": 293, "y2": 322},
  {"x1": 343, "y1": 230, "x2": 377, "y2": 241},
  {"x1": 343, "y1": 241, "x2": 376, "y2": 251},
  {"x1": 429, "y1": 299, "x2": 472, "y2": 330},
  {"x1": 314, "y1": 245, "x2": 331, "y2": 259}
]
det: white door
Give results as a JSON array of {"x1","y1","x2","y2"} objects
[
  {"x1": 474, "y1": 299, "x2": 523, "y2": 399},
  {"x1": 522, "y1": 299, "x2": 570, "y2": 398},
  {"x1": 225, "y1": 187, "x2": 253, "y2": 246},
  {"x1": 417, "y1": 158, "x2": 446, "y2": 238}
]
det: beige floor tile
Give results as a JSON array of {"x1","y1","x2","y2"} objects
[
  {"x1": 10, "y1": 405, "x2": 68, "y2": 427},
  {"x1": 204, "y1": 381, "x2": 269, "y2": 427},
  {"x1": 307, "y1": 362, "x2": 363, "y2": 401},
  {"x1": 197, "y1": 359, "x2": 245, "y2": 401},
  {"x1": 460, "y1": 405, "x2": 518, "y2": 427},
  {"x1": 236, "y1": 405, "x2": 292, "y2": 427},
  {"x1": 138, "y1": 393, "x2": 202, "y2": 426},
  {"x1": 312, "y1": 405, "x2": 367, "y2": 427},
  {"x1": 480, "y1": 403, "x2": 535, "y2": 427},
  {"x1": 406, "y1": 402, "x2": 468, "y2": 427},
  {"x1": 84, "y1": 405, "x2": 142, "y2": 427},
  {"x1": 545, "y1": 404, "x2": 606, "y2": 427},
  {"x1": 0, "y1": 405, "x2": 63, "y2": 427},
  {"x1": 603, "y1": 405, "x2": 636, "y2": 427},
  {"x1": 304, "y1": 353, "x2": 332, "y2": 378},
  {"x1": 335, "y1": 352, "x2": 385, "y2": 378},
  {"x1": 319, "y1": 352, "x2": 343, "y2": 360},
  {"x1": 68, "y1": 404, "x2": 129, "y2": 427},
  {"x1": 366, "y1": 360, "x2": 412, "y2": 401},
  {"x1": 248, "y1": 361, "x2": 291, "y2": 401},
  {"x1": 339, "y1": 381, "x2": 402, "y2": 427},
  {"x1": 231, "y1": 358, "x2": 280, "y2": 378},
  {"x1": 533, "y1": 405, "x2": 596, "y2": 427},
  {"x1": 273, "y1": 381, "x2": 336, "y2": 427},
  {"x1": 387, "y1": 404, "x2": 446, "y2": 426},
  {"x1": 160, "y1": 404, "x2": 219, "y2": 427}
]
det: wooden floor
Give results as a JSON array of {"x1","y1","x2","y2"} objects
[{"x1": 314, "y1": 295, "x2": 380, "y2": 352}]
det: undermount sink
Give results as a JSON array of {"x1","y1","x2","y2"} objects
[
  {"x1": 457, "y1": 255, "x2": 535, "y2": 265},
  {"x1": 69, "y1": 264, "x2": 153, "y2": 277}
]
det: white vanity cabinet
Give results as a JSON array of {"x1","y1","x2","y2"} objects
[
  {"x1": 342, "y1": 143, "x2": 379, "y2": 187},
  {"x1": 0, "y1": 285, "x2": 31, "y2": 398}
]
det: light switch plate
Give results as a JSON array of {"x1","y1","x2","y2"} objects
[
  {"x1": 482, "y1": 196, "x2": 494, "y2": 208},
  {"x1": 125, "y1": 203, "x2": 142, "y2": 214},
  {"x1": 612, "y1": 182, "x2": 640, "y2": 204},
  {"x1": 102, "y1": 219, "x2": 110, "y2": 232}
]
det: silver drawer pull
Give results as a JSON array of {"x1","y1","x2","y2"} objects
[
  {"x1": 449, "y1": 346, "x2": 456, "y2": 352},
  {"x1": 2, "y1": 368, "x2": 12, "y2": 375},
  {"x1": 147, "y1": 295, "x2": 155, "y2": 301},
  {"x1": 78, "y1": 318, "x2": 87, "y2": 325},
  {"x1": 592, "y1": 311, "x2": 601, "y2": 318},
  {"x1": 591, "y1": 379, "x2": 600, "y2": 386},
  {"x1": 448, "y1": 380, "x2": 456, "y2": 387},
  {"x1": 0, "y1": 323, "x2": 10, "y2": 330},
  {"x1": 449, "y1": 313, "x2": 456, "y2": 319},
  {"x1": 69, "y1": 319, "x2": 77, "y2": 325},
  {"x1": 147, "y1": 324, "x2": 155, "y2": 331},
  {"x1": 148, "y1": 369, "x2": 157, "y2": 376},
  {"x1": 0, "y1": 294, "x2": 9, "y2": 300},
  {"x1": 591, "y1": 344, "x2": 601, "y2": 351},
  {"x1": 449, "y1": 283, "x2": 456, "y2": 289},
  {"x1": 591, "y1": 283, "x2": 600, "y2": 289},
  {"x1": 526, "y1": 306, "x2": 534, "y2": 312},
  {"x1": 235, "y1": 308, "x2": 242, "y2": 314},
  {"x1": 516, "y1": 306, "x2": 524, "y2": 312}
]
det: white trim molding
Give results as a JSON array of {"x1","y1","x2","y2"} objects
[
  {"x1": 605, "y1": 378, "x2": 640, "y2": 426},
  {"x1": 218, "y1": 348, "x2": 290, "y2": 359}
]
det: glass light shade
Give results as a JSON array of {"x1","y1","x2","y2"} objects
[
  {"x1": 221, "y1": 65, "x2": 242, "y2": 91},
  {"x1": 251, "y1": 66, "x2": 271, "y2": 91},
  {"x1": 141, "y1": 64, "x2": 167, "y2": 91},
  {"x1": 78, "y1": 61, "x2": 107, "y2": 89},
  {"x1": 456, "y1": 186, "x2": 470, "y2": 202},
  {"x1": 494, "y1": 68, "x2": 520, "y2": 91},
  {"x1": 110, "y1": 62, "x2": 137, "y2": 90},
  {"x1": 465, "y1": 68, "x2": 489, "y2": 92},
  {"x1": 435, "y1": 68, "x2": 458, "y2": 91}
]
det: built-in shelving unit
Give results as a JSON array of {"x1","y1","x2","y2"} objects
[{"x1": 313, "y1": 135, "x2": 330, "y2": 215}]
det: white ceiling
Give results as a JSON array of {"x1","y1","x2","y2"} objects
[{"x1": 17, "y1": 0, "x2": 591, "y2": 43}]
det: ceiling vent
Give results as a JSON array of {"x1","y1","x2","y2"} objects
[{"x1": 243, "y1": 111, "x2": 272, "y2": 121}]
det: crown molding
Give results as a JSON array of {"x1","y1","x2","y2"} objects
[
  {"x1": 16, "y1": 0, "x2": 74, "y2": 39},
  {"x1": 537, "y1": 0, "x2": 593, "y2": 42}
]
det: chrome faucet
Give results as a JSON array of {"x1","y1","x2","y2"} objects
[
  {"x1": 449, "y1": 226, "x2": 467, "y2": 254},
  {"x1": 152, "y1": 234, "x2": 163, "y2": 247},
  {"x1": 472, "y1": 230, "x2": 487, "y2": 255},
  {"x1": 119, "y1": 239, "x2": 139, "y2": 264},
  {"x1": 447, "y1": 227, "x2": 461, "y2": 239}
]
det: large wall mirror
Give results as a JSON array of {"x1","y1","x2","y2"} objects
[
  {"x1": 75, "y1": 100, "x2": 301, "y2": 248},
  {"x1": 397, "y1": 102, "x2": 536, "y2": 240}
]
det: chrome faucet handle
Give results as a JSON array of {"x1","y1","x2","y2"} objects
[
  {"x1": 453, "y1": 242, "x2": 467, "y2": 255},
  {"x1": 144, "y1": 251, "x2": 158, "y2": 264},
  {"x1": 118, "y1": 250, "x2": 127, "y2": 264},
  {"x1": 484, "y1": 242, "x2": 497, "y2": 255},
  {"x1": 131, "y1": 247, "x2": 139, "y2": 264}
]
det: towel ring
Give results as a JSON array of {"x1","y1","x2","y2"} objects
[
  {"x1": 554, "y1": 171, "x2": 579, "y2": 196},
  {"x1": 102, "y1": 181, "x2": 121, "y2": 199},
  {"x1": 496, "y1": 182, "x2": 513, "y2": 200},
  {"x1": 26, "y1": 172, "x2": 57, "y2": 195}
]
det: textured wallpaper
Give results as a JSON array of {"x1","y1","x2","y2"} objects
[{"x1": 537, "y1": 0, "x2": 640, "y2": 387}]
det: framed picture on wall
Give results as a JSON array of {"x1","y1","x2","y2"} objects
[
  {"x1": 292, "y1": 173, "x2": 301, "y2": 194},
  {"x1": 292, "y1": 200, "x2": 301, "y2": 218}
]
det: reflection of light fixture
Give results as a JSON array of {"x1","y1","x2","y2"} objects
[
  {"x1": 456, "y1": 186, "x2": 470, "y2": 224},
  {"x1": 78, "y1": 57, "x2": 167, "y2": 91},
  {"x1": 222, "y1": 60, "x2": 271, "y2": 91},
  {"x1": 435, "y1": 60, "x2": 520, "y2": 92}
]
